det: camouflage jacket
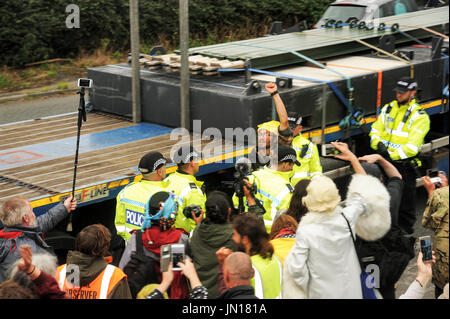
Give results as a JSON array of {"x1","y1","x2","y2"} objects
[{"x1": 422, "y1": 186, "x2": 449, "y2": 289}]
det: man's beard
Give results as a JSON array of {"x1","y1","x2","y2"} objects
[{"x1": 397, "y1": 95, "x2": 410, "y2": 104}]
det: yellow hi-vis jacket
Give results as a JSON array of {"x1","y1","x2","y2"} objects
[
  {"x1": 115, "y1": 180, "x2": 170, "y2": 241},
  {"x1": 233, "y1": 167, "x2": 294, "y2": 233},
  {"x1": 369, "y1": 99, "x2": 430, "y2": 161},
  {"x1": 250, "y1": 254, "x2": 283, "y2": 299},
  {"x1": 165, "y1": 171, "x2": 206, "y2": 234},
  {"x1": 291, "y1": 135, "x2": 323, "y2": 186}
]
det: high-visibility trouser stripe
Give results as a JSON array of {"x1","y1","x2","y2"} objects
[
  {"x1": 252, "y1": 267, "x2": 264, "y2": 299},
  {"x1": 99, "y1": 265, "x2": 115, "y2": 299}
]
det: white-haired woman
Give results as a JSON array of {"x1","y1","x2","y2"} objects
[{"x1": 283, "y1": 174, "x2": 391, "y2": 299}]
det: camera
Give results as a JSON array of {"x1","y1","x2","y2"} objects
[
  {"x1": 233, "y1": 157, "x2": 256, "y2": 198},
  {"x1": 183, "y1": 204, "x2": 202, "y2": 219},
  {"x1": 321, "y1": 143, "x2": 341, "y2": 157},
  {"x1": 160, "y1": 244, "x2": 185, "y2": 271},
  {"x1": 77, "y1": 78, "x2": 93, "y2": 88},
  {"x1": 426, "y1": 168, "x2": 444, "y2": 184}
]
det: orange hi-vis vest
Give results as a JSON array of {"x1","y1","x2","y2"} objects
[{"x1": 55, "y1": 264, "x2": 126, "y2": 299}]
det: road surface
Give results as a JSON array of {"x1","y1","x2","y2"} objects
[{"x1": 0, "y1": 94, "x2": 79, "y2": 125}]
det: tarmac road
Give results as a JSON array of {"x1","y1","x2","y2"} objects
[
  {"x1": 0, "y1": 94, "x2": 442, "y2": 299},
  {"x1": 0, "y1": 93, "x2": 79, "y2": 125}
]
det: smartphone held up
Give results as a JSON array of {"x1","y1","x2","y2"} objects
[{"x1": 419, "y1": 236, "x2": 433, "y2": 263}]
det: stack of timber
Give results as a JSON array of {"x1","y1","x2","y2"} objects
[{"x1": 129, "y1": 52, "x2": 245, "y2": 75}]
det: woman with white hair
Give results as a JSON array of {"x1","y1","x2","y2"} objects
[{"x1": 283, "y1": 174, "x2": 391, "y2": 299}]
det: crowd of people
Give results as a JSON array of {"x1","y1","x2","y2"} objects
[{"x1": 0, "y1": 76, "x2": 448, "y2": 300}]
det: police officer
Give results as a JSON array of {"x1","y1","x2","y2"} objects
[
  {"x1": 233, "y1": 144, "x2": 298, "y2": 233},
  {"x1": 288, "y1": 112, "x2": 323, "y2": 186},
  {"x1": 165, "y1": 145, "x2": 206, "y2": 234},
  {"x1": 369, "y1": 76, "x2": 430, "y2": 234},
  {"x1": 115, "y1": 151, "x2": 171, "y2": 241}
]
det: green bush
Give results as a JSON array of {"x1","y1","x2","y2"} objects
[{"x1": 0, "y1": 0, "x2": 333, "y2": 67}]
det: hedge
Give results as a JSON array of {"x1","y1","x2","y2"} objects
[{"x1": 0, "y1": 0, "x2": 333, "y2": 67}]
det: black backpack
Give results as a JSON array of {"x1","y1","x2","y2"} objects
[{"x1": 123, "y1": 230, "x2": 159, "y2": 298}]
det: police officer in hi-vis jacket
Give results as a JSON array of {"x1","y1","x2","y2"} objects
[
  {"x1": 115, "y1": 151, "x2": 172, "y2": 241},
  {"x1": 369, "y1": 76, "x2": 430, "y2": 234}
]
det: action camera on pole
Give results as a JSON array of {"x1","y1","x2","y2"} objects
[{"x1": 77, "y1": 78, "x2": 93, "y2": 88}]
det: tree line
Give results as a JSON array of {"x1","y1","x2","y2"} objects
[{"x1": 0, "y1": 0, "x2": 333, "y2": 67}]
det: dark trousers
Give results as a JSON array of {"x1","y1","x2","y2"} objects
[
  {"x1": 435, "y1": 286, "x2": 444, "y2": 299},
  {"x1": 394, "y1": 162, "x2": 417, "y2": 234},
  {"x1": 380, "y1": 284, "x2": 396, "y2": 299}
]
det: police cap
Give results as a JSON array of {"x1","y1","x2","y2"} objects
[
  {"x1": 138, "y1": 151, "x2": 170, "y2": 174},
  {"x1": 277, "y1": 144, "x2": 301, "y2": 166},
  {"x1": 394, "y1": 76, "x2": 418, "y2": 93},
  {"x1": 172, "y1": 145, "x2": 202, "y2": 164}
]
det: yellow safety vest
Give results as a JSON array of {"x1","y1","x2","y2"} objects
[
  {"x1": 291, "y1": 135, "x2": 323, "y2": 186},
  {"x1": 115, "y1": 180, "x2": 170, "y2": 241},
  {"x1": 369, "y1": 99, "x2": 430, "y2": 161},
  {"x1": 250, "y1": 254, "x2": 283, "y2": 299},
  {"x1": 165, "y1": 171, "x2": 206, "y2": 233},
  {"x1": 233, "y1": 167, "x2": 293, "y2": 233}
]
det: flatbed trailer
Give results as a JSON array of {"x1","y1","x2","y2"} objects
[
  {"x1": 0, "y1": 111, "x2": 247, "y2": 218},
  {"x1": 1, "y1": 96, "x2": 446, "y2": 218}
]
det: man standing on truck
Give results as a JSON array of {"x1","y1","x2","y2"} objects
[
  {"x1": 369, "y1": 76, "x2": 430, "y2": 234},
  {"x1": 264, "y1": 82, "x2": 323, "y2": 186},
  {"x1": 115, "y1": 151, "x2": 171, "y2": 241},
  {"x1": 165, "y1": 145, "x2": 206, "y2": 235}
]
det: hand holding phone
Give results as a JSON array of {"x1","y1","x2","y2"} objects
[
  {"x1": 419, "y1": 236, "x2": 433, "y2": 263},
  {"x1": 171, "y1": 244, "x2": 185, "y2": 271},
  {"x1": 160, "y1": 244, "x2": 172, "y2": 273},
  {"x1": 322, "y1": 143, "x2": 341, "y2": 157},
  {"x1": 426, "y1": 169, "x2": 443, "y2": 185}
]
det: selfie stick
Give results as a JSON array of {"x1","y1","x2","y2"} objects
[{"x1": 67, "y1": 86, "x2": 87, "y2": 232}]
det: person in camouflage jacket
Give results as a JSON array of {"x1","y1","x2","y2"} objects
[{"x1": 422, "y1": 173, "x2": 449, "y2": 298}]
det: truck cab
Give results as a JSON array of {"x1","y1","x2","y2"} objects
[{"x1": 313, "y1": 0, "x2": 421, "y2": 28}]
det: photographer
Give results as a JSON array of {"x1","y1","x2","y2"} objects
[
  {"x1": 146, "y1": 258, "x2": 208, "y2": 299},
  {"x1": 189, "y1": 191, "x2": 236, "y2": 298},
  {"x1": 118, "y1": 191, "x2": 191, "y2": 299},
  {"x1": 166, "y1": 145, "x2": 206, "y2": 235},
  {"x1": 332, "y1": 142, "x2": 415, "y2": 299},
  {"x1": 233, "y1": 145, "x2": 298, "y2": 233}
]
